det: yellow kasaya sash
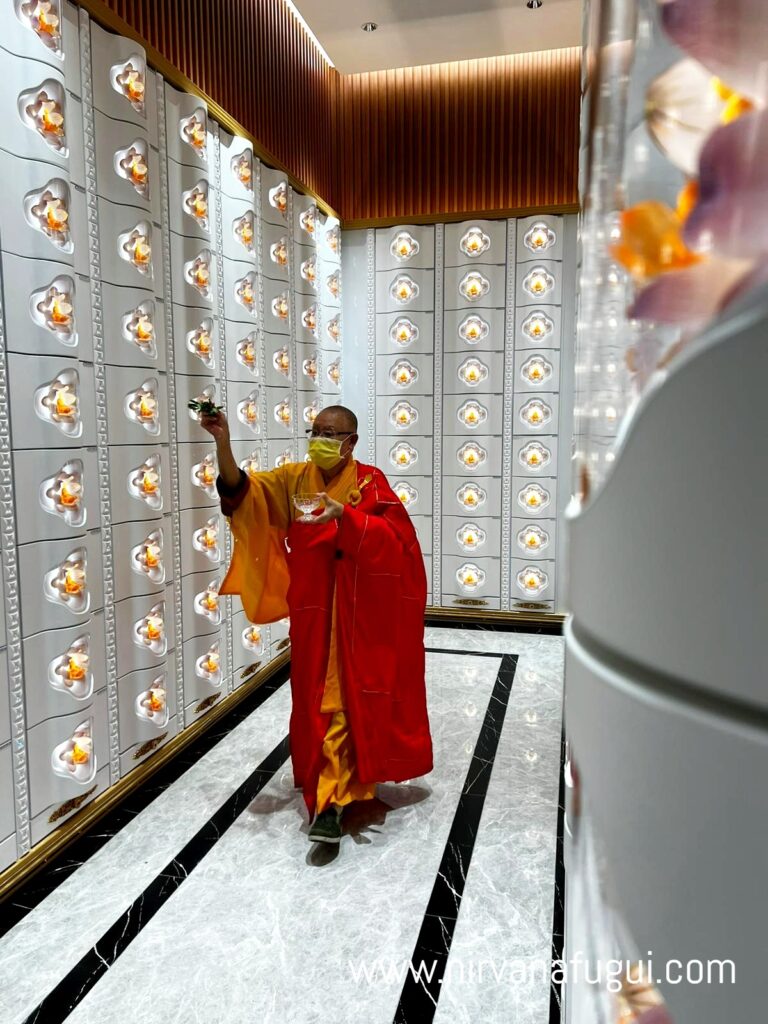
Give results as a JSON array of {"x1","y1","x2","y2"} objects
[{"x1": 219, "y1": 459, "x2": 359, "y2": 625}]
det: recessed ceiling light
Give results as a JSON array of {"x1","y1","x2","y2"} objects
[
  {"x1": 361, "y1": 21, "x2": 378, "y2": 32},
  {"x1": 527, "y1": 0, "x2": 543, "y2": 7}
]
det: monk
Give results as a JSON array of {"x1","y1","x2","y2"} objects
[{"x1": 199, "y1": 404, "x2": 433, "y2": 845}]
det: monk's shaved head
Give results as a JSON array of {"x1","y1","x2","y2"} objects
[{"x1": 315, "y1": 405, "x2": 358, "y2": 434}]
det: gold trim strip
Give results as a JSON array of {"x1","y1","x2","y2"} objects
[
  {"x1": 426, "y1": 606, "x2": 566, "y2": 627},
  {"x1": 342, "y1": 204, "x2": 581, "y2": 231},
  {"x1": 0, "y1": 652, "x2": 290, "y2": 903},
  {"x1": 75, "y1": 0, "x2": 342, "y2": 222}
]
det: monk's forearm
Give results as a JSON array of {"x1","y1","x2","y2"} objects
[{"x1": 215, "y1": 437, "x2": 241, "y2": 489}]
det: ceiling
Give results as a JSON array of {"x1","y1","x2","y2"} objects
[{"x1": 291, "y1": 0, "x2": 582, "y2": 75}]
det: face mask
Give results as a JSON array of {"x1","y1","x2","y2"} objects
[{"x1": 308, "y1": 437, "x2": 344, "y2": 470}]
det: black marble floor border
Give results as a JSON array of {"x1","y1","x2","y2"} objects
[
  {"x1": 394, "y1": 651, "x2": 518, "y2": 1024},
  {"x1": 427, "y1": 617, "x2": 565, "y2": 636},
  {"x1": 1, "y1": 664, "x2": 290, "y2": 937},
  {"x1": 22, "y1": 736, "x2": 291, "y2": 1024}
]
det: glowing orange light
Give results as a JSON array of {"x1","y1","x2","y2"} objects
[
  {"x1": 55, "y1": 387, "x2": 77, "y2": 417},
  {"x1": 40, "y1": 99, "x2": 64, "y2": 137},
  {"x1": 204, "y1": 591, "x2": 218, "y2": 611},
  {"x1": 32, "y1": 3, "x2": 60, "y2": 37},
  {"x1": 195, "y1": 329, "x2": 211, "y2": 355},
  {"x1": 145, "y1": 615, "x2": 163, "y2": 640},
  {"x1": 60, "y1": 479, "x2": 81, "y2": 507},
  {"x1": 144, "y1": 543, "x2": 161, "y2": 568},
  {"x1": 525, "y1": 532, "x2": 541, "y2": 548},
  {"x1": 202, "y1": 528, "x2": 217, "y2": 549},
  {"x1": 136, "y1": 315, "x2": 153, "y2": 343},
  {"x1": 138, "y1": 395, "x2": 156, "y2": 420},
  {"x1": 64, "y1": 567, "x2": 85, "y2": 594},
  {"x1": 141, "y1": 471, "x2": 159, "y2": 495},
  {"x1": 246, "y1": 628, "x2": 261, "y2": 645},
  {"x1": 191, "y1": 191, "x2": 207, "y2": 219},
  {"x1": 200, "y1": 464, "x2": 215, "y2": 486},
  {"x1": 49, "y1": 293, "x2": 73, "y2": 326},
  {"x1": 67, "y1": 654, "x2": 88, "y2": 680},
  {"x1": 241, "y1": 342, "x2": 256, "y2": 365},
  {"x1": 133, "y1": 236, "x2": 151, "y2": 265},
  {"x1": 244, "y1": 402, "x2": 258, "y2": 423},
  {"x1": 189, "y1": 119, "x2": 206, "y2": 148},
  {"x1": 195, "y1": 263, "x2": 209, "y2": 288},
  {"x1": 204, "y1": 652, "x2": 220, "y2": 673},
  {"x1": 240, "y1": 220, "x2": 253, "y2": 246},
  {"x1": 235, "y1": 156, "x2": 252, "y2": 185},
  {"x1": 240, "y1": 281, "x2": 254, "y2": 306},
  {"x1": 71, "y1": 740, "x2": 90, "y2": 765},
  {"x1": 44, "y1": 198, "x2": 68, "y2": 232},
  {"x1": 147, "y1": 688, "x2": 164, "y2": 712}
]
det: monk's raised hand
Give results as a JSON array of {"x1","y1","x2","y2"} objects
[
  {"x1": 307, "y1": 493, "x2": 344, "y2": 524},
  {"x1": 199, "y1": 409, "x2": 230, "y2": 443}
]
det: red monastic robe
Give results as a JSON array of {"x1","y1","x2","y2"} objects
[{"x1": 218, "y1": 461, "x2": 433, "y2": 816}]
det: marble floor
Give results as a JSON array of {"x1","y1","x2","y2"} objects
[{"x1": 0, "y1": 627, "x2": 565, "y2": 1024}]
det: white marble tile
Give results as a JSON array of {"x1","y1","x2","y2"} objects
[
  {"x1": 433, "y1": 639, "x2": 565, "y2": 1024},
  {"x1": 62, "y1": 654, "x2": 501, "y2": 1024},
  {"x1": 0, "y1": 685, "x2": 292, "y2": 1024}
]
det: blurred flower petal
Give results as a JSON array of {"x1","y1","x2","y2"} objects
[
  {"x1": 645, "y1": 59, "x2": 732, "y2": 174},
  {"x1": 684, "y1": 110, "x2": 768, "y2": 258},
  {"x1": 612, "y1": 201, "x2": 702, "y2": 282},
  {"x1": 660, "y1": 0, "x2": 768, "y2": 100},
  {"x1": 629, "y1": 259, "x2": 752, "y2": 326}
]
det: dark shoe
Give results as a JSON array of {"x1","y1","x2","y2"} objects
[{"x1": 309, "y1": 806, "x2": 343, "y2": 844}]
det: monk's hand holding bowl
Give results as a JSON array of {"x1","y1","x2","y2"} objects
[
  {"x1": 306, "y1": 493, "x2": 344, "y2": 524},
  {"x1": 198, "y1": 408, "x2": 230, "y2": 444}
]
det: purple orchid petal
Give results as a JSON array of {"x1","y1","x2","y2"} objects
[
  {"x1": 660, "y1": 0, "x2": 768, "y2": 99},
  {"x1": 629, "y1": 259, "x2": 752, "y2": 326},
  {"x1": 683, "y1": 110, "x2": 768, "y2": 259}
]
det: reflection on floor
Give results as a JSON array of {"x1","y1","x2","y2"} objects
[{"x1": 0, "y1": 627, "x2": 564, "y2": 1024}]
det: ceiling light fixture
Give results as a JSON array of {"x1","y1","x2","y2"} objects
[
  {"x1": 527, "y1": 0, "x2": 543, "y2": 7},
  {"x1": 282, "y1": 1, "x2": 335, "y2": 67},
  {"x1": 361, "y1": 21, "x2": 378, "y2": 32}
]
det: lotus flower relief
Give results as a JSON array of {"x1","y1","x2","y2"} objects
[
  {"x1": 115, "y1": 140, "x2": 150, "y2": 200},
  {"x1": 192, "y1": 453, "x2": 217, "y2": 498},
  {"x1": 326, "y1": 272, "x2": 341, "y2": 301},
  {"x1": 302, "y1": 352, "x2": 318, "y2": 384},
  {"x1": 523, "y1": 267, "x2": 555, "y2": 298},
  {"x1": 30, "y1": 275, "x2": 77, "y2": 345},
  {"x1": 390, "y1": 360, "x2": 419, "y2": 388},
  {"x1": 457, "y1": 400, "x2": 487, "y2": 429},
  {"x1": 122, "y1": 301, "x2": 157, "y2": 359},
  {"x1": 44, "y1": 547, "x2": 89, "y2": 614},
  {"x1": 303, "y1": 399, "x2": 320, "y2": 426},
  {"x1": 242, "y1": 624, "x2": 265, "y2": 656},
  {"x1": 457, "y1": 442, "x2": 487, "y2": 470},
  {"x1": 237, "y1": 390, "x2": 261, "y2": 433},
  {"x1": 524, "y1": 222, "x2": 557, "y2": 253},
  {"x1": 195, "y1": 580, "x2": 222, "y2": 625},
  {"x1": 48, "y1": 635, "x2": 92, "y2": 701},
  {"x1": 456, "y1": 523, "x2": 486, "y2": 553},
  {"x1": 302, "y1": 305, "x2": 317, "y2": 335},
  {"x1": 131, "y1": 528, "x2": 165, "y2": 585},
  {"x1": 24, "y1": 179, "x2": 72, "y2": 251},
  {"x1": 325, "y1": 224, "x2": 340, "y2": 254},
  {"x1": 231, "y1": 149, "x2": 254, "y2": 192},
  {"x1": 124, "y1": 378, "x2": 161, "y2": 435},
  {"x1": 193, "y1": 515, "x2": 221, "y2": 562},
  {"x1": 390, "y1": 401, "x2": 418, "y2": 430},
  {"x1": 234, "y1": 210, "x2": 256, "y2": 255},
  {"x1": 134, "y1": 601, "x2": 167, "y2": 656},
  {"x1": 457, "y1": 357, "x2": 489, "y2": 388},
  {"x1": 236, "y1": 333, "x2": 259, "y2": 375},
  {"x1": 274, "y1": 448, "x2": 294, "y2": 469},
  {"x1": 327, "y1": 315, "x2": 341, "y2": 344},
  {"x1": 118, "y1": 222, "x2": 153, "y2": 278},
  {"x1": 391, "y1": 231, "x2": 419, "y2": 261},
  {"x1": 394, "y1": 482, "x2": 417, "y2": 508},
  {"x1": 456, "y1": 563, "x2": 486, "y2": 593},
  {"x1": 180, "y1": 109, "x2": 208, "y2": 158},
  {"x1": 129, "y1": 454, "x2": 163, "y2": 510},
  {"x1": 272, "y1": 291, "x2": 289, "y2": 322},
  {"x1": 457, "y1": 483, "x2": 487, "y2": 511},
  {"x1": 240, "y1": 450, "x2": 262, "y2": 479},
  {"x1": 517, "y1": 524, "x2": 550, "y2": 554},
  {"x1": 274, "y1": 398, "x2": 292, "y2": 428},
  {"x1": 459, "y1": 271, "x2": 490, "y2": 303},
  {"x1": 272, "y1": 346, "x2": 290, "y2": 379},
  {"x1": 521, "y1": 310, "x2": 554, "y2": 342},
  {"x1": 185, "y1": 250, "x2": 212, "y2": 297},
  {"x1": 520, "y1": 398, "x2": 552, "y2": 430},
  {"x1": 518, "y1": 440, "x2": 552, "y2": 472},
  {"x1": 51, "y1": 720, "x2": 96, "y2": 785},
  {"x1": 390, "y1": 318, "x2": 419, "y2": 346},
  {"x1": 187, "y1": 319, "x2": 215, "y2": 370},
  {"x1": 458, "y1": 314, "x2": 490, "y2": 345},
  {"x1": 517, "y1": 565, "x2": 549, "y2": 597},
  {"x1": 521, "y1": 354, "x2": 553, "y2": 387},
  {"x1": 389, "y1": 442, "x2": 418, "y2": 470},
  {"x1": 182, "y1": 180, "x2": 209, "y2": 229},
  {"x1": 196, "y1": 641, "x2": 222, "y2": 685},
  {"x1": 518, "y1": 482, "x2": 551, "y2": 514},
  {"x1": 270, "y1": 237, "x2": 289, "y2": 268},
  {"x1": 391, "y1": 275, "x2": 419, "y2": 304},
  {"x1": 269, "y1": 182, "x2": 288, "y2": 217},
  {"x1": 460, "y1": 226, "x2": 491, "y2": 258},
  {"x1": 136, "y1": 675, "x2": 169, "y2": 727},
  {"x1": 235, "y1": 272, "x2": 258, "y2": 316},
  {"x1": 300, "y1": 204, "x2": 317, "y2": 236},
  {"x1": 301, "y1": 254, "x2": 317, "y2": 287},
  {"x1": 189, "y1": 386, "x2": 217, "y2": 423},
  {"x1": 17, "y1": 1, "x2": 63, "y2": 55},
  {"x1": 19, "y1": 81, "x2": 67, "y2": 154},
  {"x1": 327, "y1": 360, "x2": 341, "y2": 388},
  {"x1": 34, "y1": 368, "x2": 81, "y2": 436},
  {"x1": 110, "y1": 56, "x2": 146, "y2": 113},
  {"x1": 40, "y1": 459, "x2": 86, "y2": 528}
]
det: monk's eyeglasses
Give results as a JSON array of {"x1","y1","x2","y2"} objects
[{"x1": 306, "y1": 429, "x2": 354, "y2": 439}]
